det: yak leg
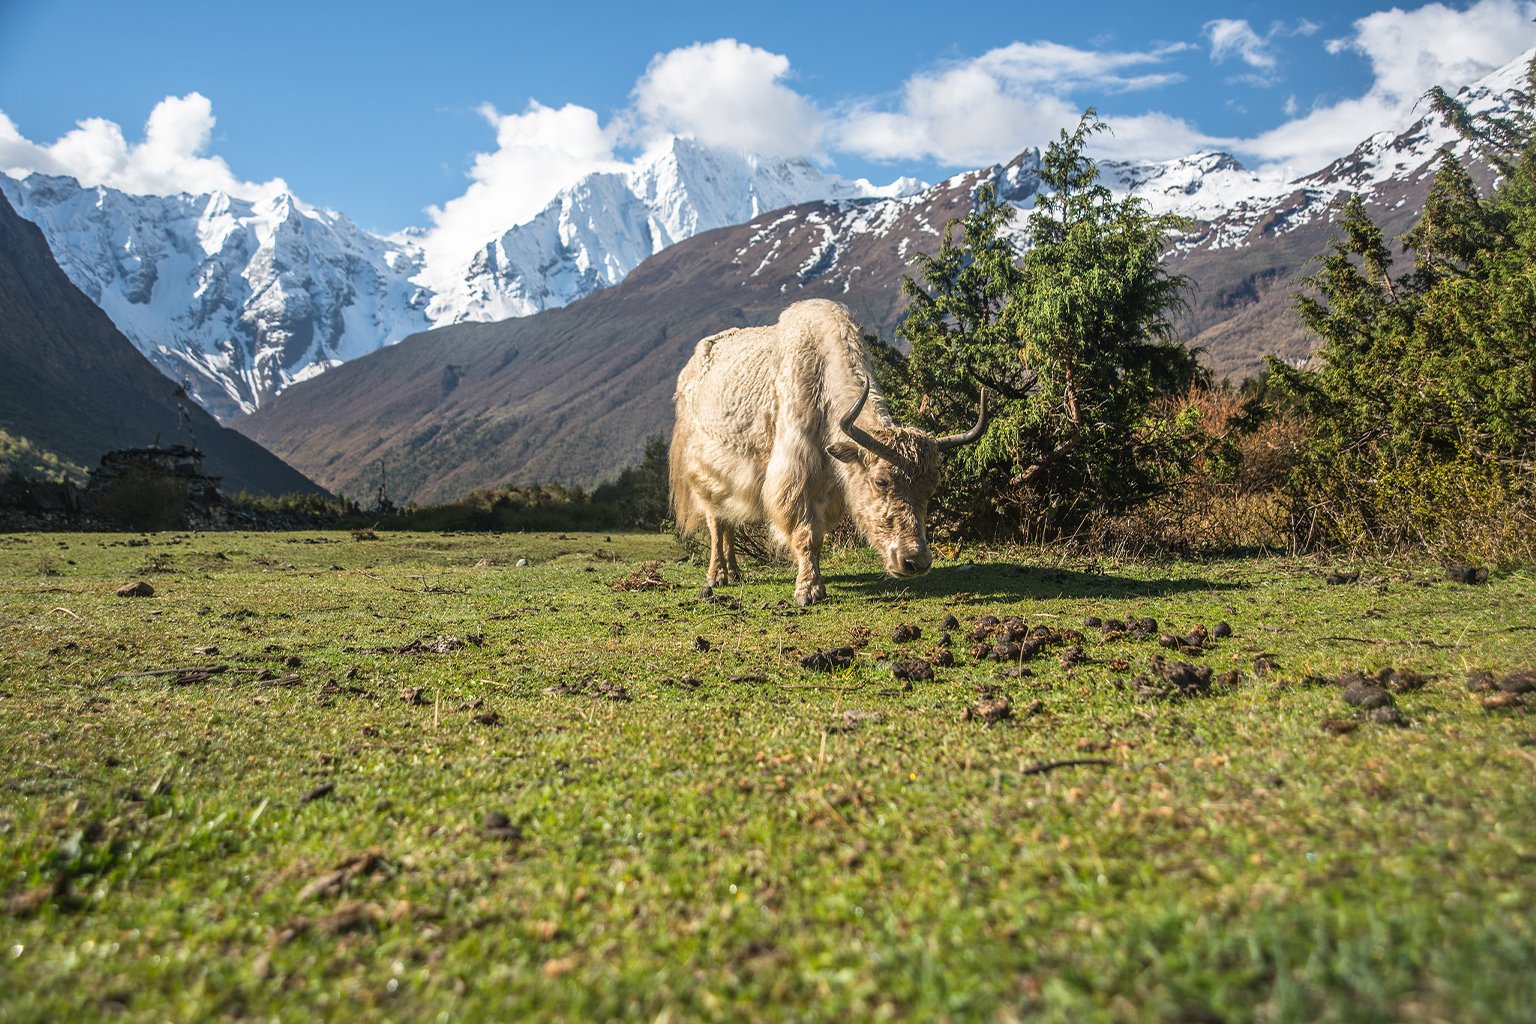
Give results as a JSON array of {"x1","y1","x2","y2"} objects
[
  {"x1": 789, "y1": 521, "x2": 826, "y2": 606},
  {"x1": 765, "y1": 449, "x2": 828, "y2": 605},
  {"x1": 705, "y1": 513, "x2": 741, "y2": 586}
]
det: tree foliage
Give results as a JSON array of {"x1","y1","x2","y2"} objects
[
  {"x1": 888, "y1": 110, "x2": 1201, "y2": 539},
  {"x1": 1267, "y1": 56, "x2": 1536, "y2": 563}
]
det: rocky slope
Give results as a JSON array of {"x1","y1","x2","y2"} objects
[{"x1": 0, "y1": 190, "x2": 325, "y2": 497}]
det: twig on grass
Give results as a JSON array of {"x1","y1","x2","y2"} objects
[
  {"x1": 1021, "y1": 757, "x2": 1122, "y2": 776},
  {"x1": 108, "y1": 666, "x2": 231, "y2": 681}
]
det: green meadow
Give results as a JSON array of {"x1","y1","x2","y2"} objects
[{"x1": 1, "y1": 530, "x2": 1533, "y2": 1022}]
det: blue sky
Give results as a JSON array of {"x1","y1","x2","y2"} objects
[{"x1": 2, "y1": 0, "x2": 1535, "y2": 243}]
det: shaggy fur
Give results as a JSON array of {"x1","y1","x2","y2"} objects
[{"x1": 670, "y1": 299, "x2": 954, "y2": 605}]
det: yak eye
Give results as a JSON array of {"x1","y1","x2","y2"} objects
[{"x1": 874, "y1": 477, "x2": 891, "y2": 491}]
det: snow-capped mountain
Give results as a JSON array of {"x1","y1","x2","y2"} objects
[
  {"x1": 421, "y1": 136, "x2": 921, "y2": 324},
  {"x1": 2, "y1": 140, "x2": 918, "y2": 419},
  {"x1": 5, "y1": 49, "x2": 1529, "y2": 426},
  {"x1": 0, "y1": 174, "x2": 432, "y2": 420},
  {"x1": 233, "y1": 51, "x2": 1531, "y2": 502}
]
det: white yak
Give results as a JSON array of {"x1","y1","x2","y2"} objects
[{"x1": 670, "y1": 299, "x2": 984, "y2": 605}]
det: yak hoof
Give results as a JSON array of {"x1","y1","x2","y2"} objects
[{"x1": 795, "y1": 583, "x2": 827, "y2": 606}]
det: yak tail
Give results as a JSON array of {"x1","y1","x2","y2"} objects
[{"x1": 668, "y1": 415, "x2": 701, "y2": 537}]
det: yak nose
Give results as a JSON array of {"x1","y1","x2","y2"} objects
[{"x1": 900, "y1": 550, "x2": 933, "y2": 576}]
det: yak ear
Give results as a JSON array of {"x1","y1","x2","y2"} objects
[{"x1": 826, "y1": 441, "x2": 862, "y2": 464}]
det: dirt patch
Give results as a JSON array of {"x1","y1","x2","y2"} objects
[
  {"x1": 1134, "y1": 658, "x2": 1214, "y2": 701},
  {"x1": 611, "y1": 561, "x2": 673, "y2": 592},
  {"x1": 963, "y1": 697, "x2": 1013, "y2": 723},
  {"x1": 892, "y1": 658, "x2": 934, "y2": 682},
  {"x1": 800, "y1": 647, "x2": 856, "y2": 671}
]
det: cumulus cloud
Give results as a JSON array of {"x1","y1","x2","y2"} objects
[
  {"x1": 412, "y1": 39, "x2": 830, "y2": 275},
  {"x1": 1206, "y1": 19, "x2": 1277, "y2": 70},
  {"x1": 834, "y1": 40, "x2": 1193, "y2": 167},
  {"x1": 1335, "y1": 0, "x2": 1536, "y2": 102},
  {"x1": 628, "y1": 39, "x2": 824, "y2": 157},
  {"x1": 0, "y1": 92, "x2": 286, "y2": 199},
  {"x1": 419, "y1": 101, "x2": 623, "y2": 274},
  {"x1": 1239, "y1": 0, "x2": 1536, "y2": 174}
]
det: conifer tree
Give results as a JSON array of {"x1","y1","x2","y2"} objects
[
  {"x1": 891, "y1": 110, "x2": 1199, "y2": 538},
  {"x1": 1268, "y1": 55, "x2": 1536, "y2": 561}
]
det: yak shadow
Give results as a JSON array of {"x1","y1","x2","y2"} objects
[{"x1": 830, "y1": 561, "x2": 1247, "y2": 603}]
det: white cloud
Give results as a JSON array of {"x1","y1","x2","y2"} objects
[
  {"x1": 629, "y1": 39, "x2": 823, "y2": 157},
  {"x1": 834, "y1": 40, "x2": 1191, "y2": 166},
  {"x1": 418, "y1": 101, "x2": 622, "y2": 275},
  {"x1": 1089, "y1": 112, "x2": 1233, "y2": 162},
  {"x1": 1206, "y1": 19, "x2": 1277, "y2": 70},
  {"x1": 0, "y1": 93, "x2": 286, "y2": 200},
  {"x1": 1337, "y1": 0, "x2": 1536, "y2": 102},
  {"x1": 1238, "y1": 0, "x2": 1536, "y2": 174}
]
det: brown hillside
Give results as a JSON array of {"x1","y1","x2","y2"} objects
[
  {"x1": 236, "y1": 142, "x2": 1458, "y2": 503},
  {"x1": 0, "y1": 192, "x2": 325, "y2": 497}
]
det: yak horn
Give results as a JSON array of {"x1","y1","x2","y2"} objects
[
  {"x1": 935, "y1": 389, "x2": 988, "y2": 451},
  {"x1": 838, "y1": 382, "x2": 905, "y2": 464}
]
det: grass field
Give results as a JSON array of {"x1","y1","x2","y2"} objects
[{"x1": 1, "y1": 529, "x2": 1534, "y2": 1023}]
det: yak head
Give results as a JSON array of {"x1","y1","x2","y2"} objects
[{"x1": 827, "y1": 385, "x2": 986, "y2": 578}]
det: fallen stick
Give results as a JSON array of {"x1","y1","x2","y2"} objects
[
  {"x1": 1020, "y1": 757, "x2": 1121, "y2": 776},
  {"x1": 109, "y1": 665, "x2": 231, "y2": 681}
]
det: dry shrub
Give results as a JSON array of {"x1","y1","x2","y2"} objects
[{"x1": 1106, "y1": 386, "x2": 1307, "y2": 554}]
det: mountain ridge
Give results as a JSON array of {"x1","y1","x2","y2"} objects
[
  {"x1": 0, "y1": 190, "x2": 325, "y2": 498},
  {"x1": 230, "y1": 51, "x2": 1529, "y2": 503}
]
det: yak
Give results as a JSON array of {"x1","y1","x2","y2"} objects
[{"x1": 670, "y1": 299, "x2": 984, "y2": 605}]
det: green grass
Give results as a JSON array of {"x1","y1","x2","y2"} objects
[{"x1": 1, "y1": 530, "x2": 1533, "y2": 1023}]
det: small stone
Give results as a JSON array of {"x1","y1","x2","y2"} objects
[
  {"x1": 941, "y1": 613, "x2": 960, "y2": 631},
  {"x1": 515, "y1": 558, "x2": 530, "y2": 568},
  {"x1": 1212, "y1": 621, "x2": 1232, "y2": 639},
  {"x1": 116, "y1": 581, "x2": 154, "y2": 598}
]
